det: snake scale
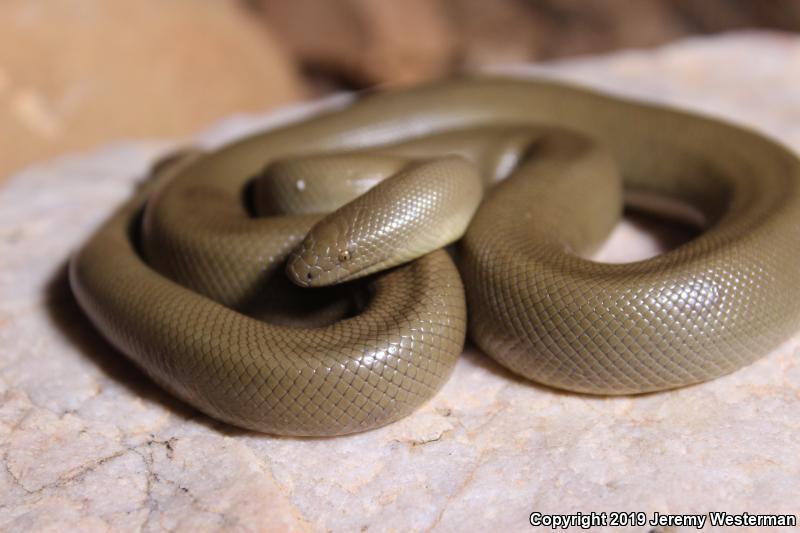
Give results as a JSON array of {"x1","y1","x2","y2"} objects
[{"x1": 69, "y1": 78, "x2": 800, "y2": 436}]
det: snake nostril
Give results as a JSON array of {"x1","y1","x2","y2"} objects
[{"x1": 306, "y1": 272, "x2": 313, "y2": 281}]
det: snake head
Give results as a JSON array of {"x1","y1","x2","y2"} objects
[
  {"x1": 286, "y1": 155, "x2": 482, "y2": 288},
  {"x1": 285, "y1": 213, "x2": 365, "y2": 287}
]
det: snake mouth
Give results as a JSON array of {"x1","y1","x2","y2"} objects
[
  {"x1": 286, "y1": 248, "x2": 376, "y2": 288},
  {"x1": 285, "y1": 251, "x2": 319, "y2": 287},
  {"x1": 286, "y1": 250, "x2": 351, "y2": 288}
]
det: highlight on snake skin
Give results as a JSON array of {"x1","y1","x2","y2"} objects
[{"x1": 69, "y1": 78, "x2": 800, "y2": 437}]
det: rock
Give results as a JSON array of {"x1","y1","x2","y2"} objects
[
  {"x1": 507, "y1": 0, "x2": 686, "y2": 60},
  {"x1": 254, "y1": 0, "x2": 800, "y2": 88},
  {"x1": 2, "y1": 32, "x2": 800, "y2": 531},
  {"x1": 671, "y1": 0, "x2": 800, "y2": 32},
  {"x1": 444, "y1": 0, "x2": 547, "y2": 69},
  {"x1": 0, "y1": 0, "x2": 303, "y2": 181},
  {"x1": 259, "y1": 0, "x2": 456, "y2": 88}
]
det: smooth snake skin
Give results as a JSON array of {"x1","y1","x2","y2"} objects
[{"x1": 69, "y1": 78, "x2": 800, "y2": 436}]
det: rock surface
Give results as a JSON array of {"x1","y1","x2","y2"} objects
[
  {"x1": 0, "y1": 0, "x2": 303, "y2": 181},
  {"x1": 2, "y1": 33, "x2": 799, "y2": 532}
]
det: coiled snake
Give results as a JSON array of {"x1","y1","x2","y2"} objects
[{"x1": 69, "y1": 78, "x2": 800, "y2": 436}]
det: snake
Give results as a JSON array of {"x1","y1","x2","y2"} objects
[{"x1": 69, "y1": 78, "x2": 800, "y2": 437}]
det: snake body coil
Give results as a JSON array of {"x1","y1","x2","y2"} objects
[{"x1": 70, "y1": 79, "x2": 800, "y2": 436}]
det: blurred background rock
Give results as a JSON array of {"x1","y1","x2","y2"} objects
[{"x1": 3, "y1": 0, "x2": 799, "y2": 180}]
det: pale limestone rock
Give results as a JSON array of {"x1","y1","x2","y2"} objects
[{"x1": 1, "y1": 32, "x2": 799, "y2": 532}]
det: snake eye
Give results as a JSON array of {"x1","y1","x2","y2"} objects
[{"x1": 338, "y1": 249, "x2": 351, "y2": 262}]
